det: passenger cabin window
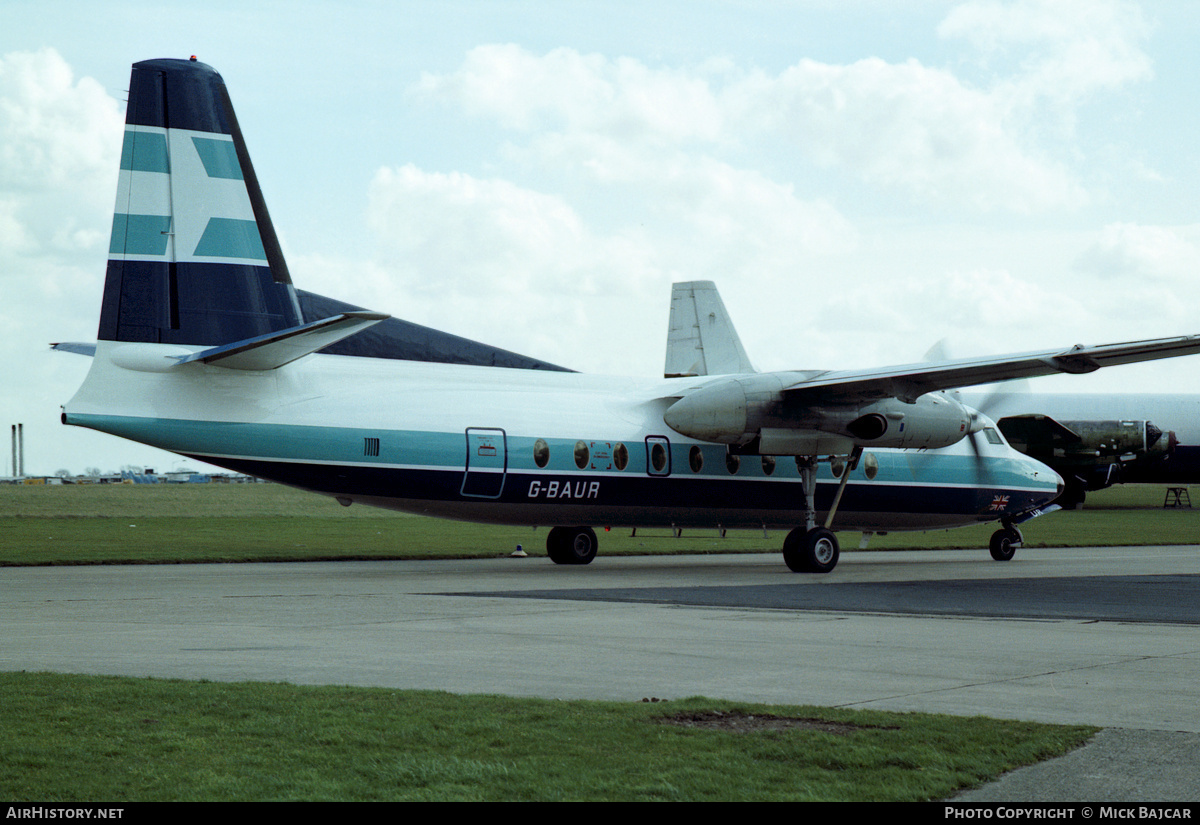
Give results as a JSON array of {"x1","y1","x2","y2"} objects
[
  {"x1": 862, "y1": 452, "x2": 879, "y2": 480},
  {"x1": 646, "y1": 437, "x2": 671, "y2": 476},
  {"x1": 533, "y1": 439, "x2": 550, "y2": 468},
  {"x1": 689, "y1": 446, "x2": 704, "y2": 473},
  {"x1": 574, "y1": 441, "x2": 590, "y2": 469},
  {"x1": 613, "y1": 442, "x2": 628, "y2": 471}
]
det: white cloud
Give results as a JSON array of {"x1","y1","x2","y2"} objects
[
  {"x1": 1077, "y1": 223, "x2": 1200, "y2": 282},
  {"x1": 731, "y1": 56, "x2": 1086, "y2": 212},
  {"x1": 1072, "y1": 223, "x2": 1200, "y2": 332},
  {"x1": 414, "y1": 39, "x2": 1103, "y2": 214},
  {"x1": 360, "y1": 164, "x2": 664, "y2": 371},
  {"x1": 412, "y1": 44, "x2": 725, "y2": 145},
  {"x1": 0, "y1": 48, "x2": 121, "y2": 195},
  {"x1": 0, "y1": 48, "x2": 121, "y2": 339},
  {"x1": 0, "y1": 48, "x2": 125, "y2": 474},
  {"x1": 0, "y1": 47, "x2": 121, "y2": 290},
  {"x1": 939, "y1": 0, "x2": 1153, "y2": 102}
]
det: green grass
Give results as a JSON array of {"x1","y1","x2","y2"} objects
[
  {"x1": 0, "y1": 482, "x2": 1196, "y2": 565},
  {"x1": 0, "y1": 672, "x2": 1096, "y2": 802},
  {"x1": 0, "y1": 485, "x2": 1136, "y2": 800}
]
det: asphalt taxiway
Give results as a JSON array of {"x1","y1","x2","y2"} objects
[{"x1": 3, "y1": 544, "x2": 1199, "y2": 800}]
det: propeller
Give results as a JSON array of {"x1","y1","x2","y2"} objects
[{"x1": 925, "y1": 337, "x2": 1030, "y2": 479}]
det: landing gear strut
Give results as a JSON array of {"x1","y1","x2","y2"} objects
[
  {"x1": 781, "y1": 450, "x2": 859, "y2": 574},
  {"x1": 547, "y1": 526, "x2": 598, "y2": 565}
]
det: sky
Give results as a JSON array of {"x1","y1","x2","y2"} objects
[{"x1": 3, "y1": 0, "x2": 1200, "y2": 476}]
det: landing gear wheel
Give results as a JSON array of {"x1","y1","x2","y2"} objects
[
  {"x1": 783, "y1": 527, "x2": 840, "y2": 573},
  {"x1": 988, "y1": 527, "x2": 1021, "y2": 562},
  {"x1": 547, "y1": 526, "x2": 598, "y2": 565}
]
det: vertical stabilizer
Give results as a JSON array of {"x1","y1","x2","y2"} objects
[
  {"x1": 99, "y1": 57, "x2": 302, "y2": 345},
  {"x1": 664, "y1": 281, "x2": 755, "y2": 377}
]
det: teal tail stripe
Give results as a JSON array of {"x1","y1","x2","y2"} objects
[
  {"x1": 110, "y1": 214, "x2": 172, "y2": 256},
  {"x1": 119, "y1": 131, "x2": 169, "y2": 173},
  {"x1": 194, "y1": 218, "x2": 267, "y2": 260},
  {"x1": 191, "y1": 136, "x2": 244, "y2": 180}
]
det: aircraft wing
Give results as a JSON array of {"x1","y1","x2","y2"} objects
[
  {"x1": 781, "y1": 335, "x2": 1200, "y2": 403},
  {"x1": 663, "y1": 332, "x2": 1200, "y2": 452}
]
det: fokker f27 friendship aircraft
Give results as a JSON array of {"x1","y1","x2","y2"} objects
[{"x1": 58, "y1": 58, "x2": 1200, "y2": 573}]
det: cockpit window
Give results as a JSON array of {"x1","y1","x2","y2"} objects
[{"x1": 983, "y1": 428, "x2": 1003, "y2": 445}]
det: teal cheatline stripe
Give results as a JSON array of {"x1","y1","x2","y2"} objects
[
  {"x1": 191, "y1": 136, "x2": 243, "y2": 180},
  {"x1": 194, "y1": 218, "x2": 267, "y2": 260},
  {"x1": 119, "y1": 131, "x2": 169, "y2": 173},
  {"x1": 64, "y1": 413, "x2": 467, "y2": 468},
  {"x1": 109, "y1": 214, "x2": 172, "y2": 256}
]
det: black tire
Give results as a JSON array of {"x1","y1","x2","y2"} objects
[
  {"x1": 989, "y1": 528, "x2": 1019, "y2": 562},
  {"x1": 547, "y1": 526, "x2": 598, "y2": 565},
  {"x1": 782, "y1": 527, "x2": 840, "y2": 573}
]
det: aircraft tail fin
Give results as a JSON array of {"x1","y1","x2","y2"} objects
[
  {"x1": 664, "y1": 281, "x2": 755, "y2": 377},
  {"x1": 99, "y1": 57, "x2": 303, "y2": 346}
]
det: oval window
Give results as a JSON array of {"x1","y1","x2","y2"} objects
[
  {"x1": 761, "y1": 455, "x2": 776, "y2": 476},
  {"x1": 830, "y1": 456, "x2": 844, "y2": 478},
  {"x1": 574, "y1": 440, "x2": 589, "y2": 470},
  {"x1": 689, "y1": 445, "x2": 704, "y2": 473},
  {"x1": 725, "y1": 452, "x2": 740, "y2": 474},
  {"x1": 533, "y1": 439, "x2": 549, "y2": 468},
  {"x1": 863, "y1": 452, "x2": 879, "y2": 480},
  {"x1": 613, "y1": 442, "x2": 628, "y2": 471},
  {"x1": 651, "y1": 442, "x2": 668, "y2": 473}
]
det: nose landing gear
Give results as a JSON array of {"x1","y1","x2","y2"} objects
[{"x1": 988, "y1": 524, "x2": 1022, "y2": 562}]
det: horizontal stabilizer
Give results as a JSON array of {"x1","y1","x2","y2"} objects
[
  {"x1": 174, "y1": 311, "x2": 389, "y2": 370},
  {"x1": 51, "y1": 343, "x2": 98, "y2": 357}
]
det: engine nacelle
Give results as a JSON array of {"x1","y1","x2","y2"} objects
[
  {"x1": 822, "y1": 395, "x2": 974, "y2": 449},
  {"x1": 663, "y1": 375, "x2": 974, "y2": 453}
]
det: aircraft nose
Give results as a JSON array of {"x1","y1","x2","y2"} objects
[{"x1": 1028, "y1": 458, "x2": 1063, "y2": 501}]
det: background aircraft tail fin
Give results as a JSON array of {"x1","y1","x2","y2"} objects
[
  {"x1": 664, "y1": 281, "x2": 755, "y2": 377},
  {"x1": 99, "y1": 57, "x2": 302, "y2": 346}
]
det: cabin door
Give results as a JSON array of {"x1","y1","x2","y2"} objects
[{"x1": 462, "y1": 428, "x2": 507, "y2": 498}]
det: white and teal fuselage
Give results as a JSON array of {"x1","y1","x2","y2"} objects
[{"x1": 65, "y1": 341, "x2": 1062, "y2": 532}]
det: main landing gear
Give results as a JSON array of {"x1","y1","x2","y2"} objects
[
  {"x1": 546, "y1": 526, "x2": 598, "y2": 565},
  {"x1": 782, "y1": 450, "x2": 860, "y2": 574},
  {"x1": 783, "y1": 526, "x2": 839, "y2": 573}
]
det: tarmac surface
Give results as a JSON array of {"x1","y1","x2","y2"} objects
[{"x1": 3, "y1": 543, "x2": 1199, "y2": 801}]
